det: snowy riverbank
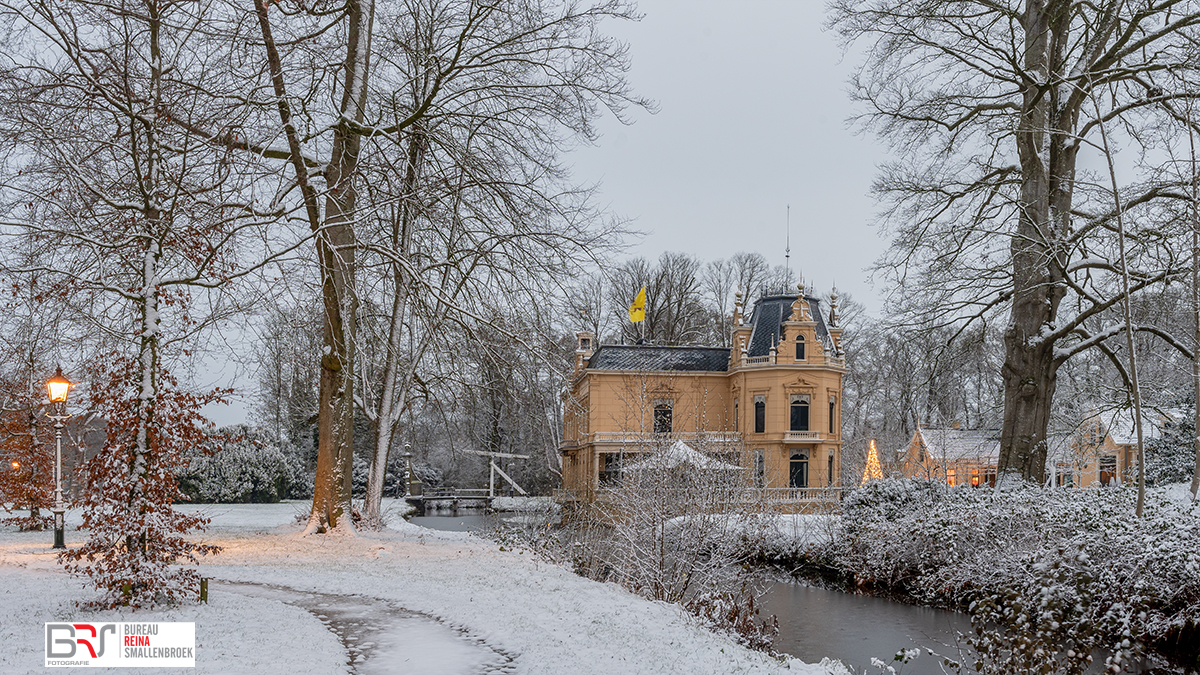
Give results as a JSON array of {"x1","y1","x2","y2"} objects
[{"x1": 0, "y1": 500, "x2": 846, "y2": 674}]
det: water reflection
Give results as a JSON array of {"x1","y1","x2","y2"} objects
[
  {"x1": 762, "y1": 582, "x2": 971, "y2": 674},
  {"x1": 409, "y1": 513, "x2": 500, "y2": 532}
]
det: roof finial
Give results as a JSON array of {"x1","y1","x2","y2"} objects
[{"x1": 829, "y1": 285, "x2": 839, "y2": 327}]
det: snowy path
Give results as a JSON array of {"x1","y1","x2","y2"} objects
[{"x1": 220, "y1": 581, "x2": 516, "y2": 675}]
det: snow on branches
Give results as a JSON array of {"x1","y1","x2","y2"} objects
[{"x1": 59, "y1": 357, "x2": 224, "y2": 609}]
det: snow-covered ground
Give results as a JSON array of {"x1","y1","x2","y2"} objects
[{"x1": 0, "y1": 499, "x2": 845, "y2": 674}]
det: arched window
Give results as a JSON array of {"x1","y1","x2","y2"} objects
[
  {"x1": 754, "y1": 395, "x2": 765, "y2": 433},
  {"x1": 790, "y1": 395, "x2": 809, "y2": 431},
  {"x1": 795, "y1": 334, "x2": 806, "y2": 361},
  {"x1": 789, "y1": 451, "x2": 809, "y2": 488},
  {"x1": 829, "y1": 395, "x2": 836, "y2": 433}
]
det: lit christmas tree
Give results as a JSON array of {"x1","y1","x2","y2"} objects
[{"x1": 861, "y1": 439, "x2": 883, "y2": 485}]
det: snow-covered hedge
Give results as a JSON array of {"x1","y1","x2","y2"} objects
[
  {"x1": 177, "y1": 425, "x2": 306, "y2": 503},
  {"x1": 797, "y1": 479, "x2": 1200, "y2": 670}
]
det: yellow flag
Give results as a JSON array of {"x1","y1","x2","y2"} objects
[{"x1": 628, "y1": 286, "x2": 646, "y2": 323}]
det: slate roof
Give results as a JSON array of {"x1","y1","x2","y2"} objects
[
  {"x1": 913, "y1": 428, "x2": 1001, "y2": 462},
  {"x1": 586, "y1": 345, "x2": 730, "y2": 372},
  {"x1": 746, "y1": 294, "x2": 833, "y2": 357}
]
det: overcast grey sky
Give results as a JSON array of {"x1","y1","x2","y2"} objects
[{"x1": 568, "y1": 0, "x2": 889, "y2": 314}]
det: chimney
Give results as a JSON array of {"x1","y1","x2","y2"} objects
[{"x1": 575, "y1": 331, "x2": 595, "y2": 373}]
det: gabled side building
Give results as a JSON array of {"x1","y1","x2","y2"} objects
[
  {"x1": 559, "y1": 285, "x2": 847, "y2": 502},
  {"x1": 899, "y1": 426, "x2": 1000, "y2": 487}
]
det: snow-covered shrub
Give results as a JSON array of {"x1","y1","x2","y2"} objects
[
  {"x1": 821, "y1": 479, "x2": 1200, "y2": 669},
  {"x1": 177, "y1": 425, "x2": 292, "y2": 503},
  {"x1": 685, "y1": 583, "x2": 779, "y2": 653},
  {"x1": 1145, "y1": 411, "x2": 1199, "y2": 485}
]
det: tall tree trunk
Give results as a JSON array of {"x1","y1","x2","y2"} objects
[
  {"x1": 997, "y1": 0, "x2": 1100, "y2": 485},
  {"x1": 999, "y1": 1, "x2": 1063, "y2": 486},
  {"x1": 1095, "y1": 93, "x2": 1146, "y2": 516},
  {"x1": 253, "y1": 0, "x2": 373, "y2": 533},
  {"x1": 308, "y1": 0, "x2": 374, "y2": 533},
  {"x1": 1190, "y1": 100, "x2": 1200, "y2": 502},
  {"x1": 129, "y1": 0, "x2": 165, "y2": 552},
  {"x1": 364, "y1": 128, "x2": 425, "y2": 526}
]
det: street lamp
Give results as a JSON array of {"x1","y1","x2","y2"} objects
[
  {"x1": 402, "y1": 444, "x2": 421, "y2": 497},
  {"x1": 45, "y1": 367, "x2": 71, "y2": 550}
]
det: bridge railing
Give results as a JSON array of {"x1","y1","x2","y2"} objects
[{"x1": 415, "y1": 487, "x2": 491, "y2": 499}]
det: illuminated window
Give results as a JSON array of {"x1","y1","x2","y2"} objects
[{"x1": 653, "y1": 399, "x2": 672, "y2": 434}]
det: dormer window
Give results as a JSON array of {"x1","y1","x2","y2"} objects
[
  {"x1": 795, "y1": 334, "x2": 806, "y2": 361},
  {"x1": 580, "y1": 337, "x2": 591, "y2": 351}
]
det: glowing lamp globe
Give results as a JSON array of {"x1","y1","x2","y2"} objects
[{"x1": 46, "y1": 368, "x2": 71, "y2": 404}]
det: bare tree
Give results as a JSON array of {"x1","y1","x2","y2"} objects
[
  {"x1": 0, "y1": 0, "x2": 279, "y2": 604},
  {"x1": 831, "y1": 0, "x2": 1200, "y2": 484},
  {"x1": 346, "y1": 0, "x2": 644, "y2": 525},
  {"x1": 611, "y1": 252, "x2": 707, "y2": 345}
]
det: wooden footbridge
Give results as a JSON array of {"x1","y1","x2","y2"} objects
[{"x1": 404, "y1": 449, "x2": 529, "y2": 515}]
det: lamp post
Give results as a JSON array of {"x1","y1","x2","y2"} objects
[
  {"x1": 46, "y1": 367, "x2": 71, "y2": 550},
  {"x1": 402, "y1": 444, "x2": 421, "y2": 497}
]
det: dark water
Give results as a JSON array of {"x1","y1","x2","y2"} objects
[
  {"x1": 409, "y1": 513, "x2": 502, "y2": 531},
  {"x1": 761, "y1": 582, "x2": 972, "y2": 673},
  {"x1": 410, "y1": 511, "x2": 556, "y2": 532}
]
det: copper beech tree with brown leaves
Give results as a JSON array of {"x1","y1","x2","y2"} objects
[
  {"x1": 0, "y1": 383, "x2": 54, "y2": 532},
  {"x1": 60, "y1": 362, "x2": 224, "y2": 608}
]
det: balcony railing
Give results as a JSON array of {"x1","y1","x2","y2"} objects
[
  {"x1": 554, "y1": 486, "x2": 844, "y2": 505},
  {"x1": 783, "y1": 430, "x2": 823, "y2": 442},
  {"x1": 589, "y1": 432, "x2": 742, "y2": 444},
  {"x1": 748, "y1": 487, "x2": 843, "y2": 503}
]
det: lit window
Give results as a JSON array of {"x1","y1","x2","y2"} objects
[{"x1": 653, "y1": 399, "x2": 672, "y2": 434}]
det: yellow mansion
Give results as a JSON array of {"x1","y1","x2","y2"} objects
[{"x1": 559, "y1": 285, "x2": 846, "y2": 502}]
